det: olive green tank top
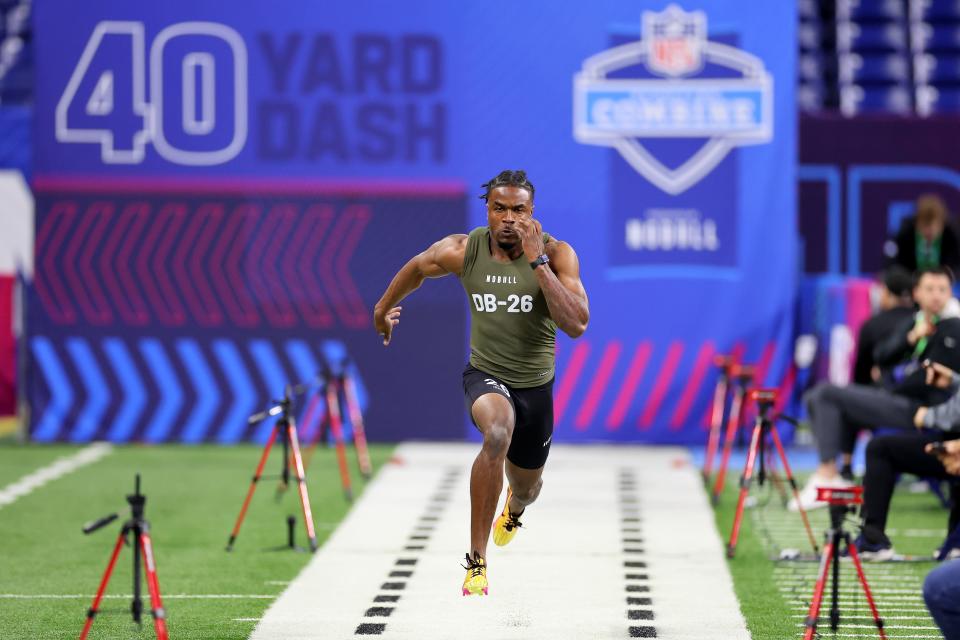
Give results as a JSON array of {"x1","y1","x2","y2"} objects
[{"x1": 459, "y1": 226, "x2": 557, "y2": 388}]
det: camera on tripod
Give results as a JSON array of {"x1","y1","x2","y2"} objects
[
  {"x1": 815, "y1": 485, "x2": 862, "y2": 506},
  {"x1": 747, "y1": 388, "x2": 777, "y2": 406}
]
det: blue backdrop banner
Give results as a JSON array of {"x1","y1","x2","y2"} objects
[{"x1": 29, "y1": 1, "x2": 797, "y2": 443}]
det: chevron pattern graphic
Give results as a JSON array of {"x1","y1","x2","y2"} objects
[
  {"x1": 34, "y1": 197, "x2": 371, "y2": 329},
  {"x1": 28, "y1": 335, "x2": 367, "y2": 444},
  {"x1": 27, "y1": 187, "x2": 470, "y2": 443}
]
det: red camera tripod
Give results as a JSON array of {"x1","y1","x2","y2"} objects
[
  {"x1": 302, "y1": 359, "x2": 373, "y2": 501},
  {"x1": 703, "y1": 354, "x2": 736, "y2": 482},
  {"x1": 226, "y1": 385, "x2": 318, "y2": 552},
  {"x1": 79, "y1": 474, "x2": 168, "y2": 640},
  {"x1": 711, "y1": 364, "x2": 755, "y2": 504},
  {"x1": 803, "y1": 486, "x2": 887, "y2": 640},
  {"x1": 727, "y1": 388, "x2": 819, "y2": 558}
]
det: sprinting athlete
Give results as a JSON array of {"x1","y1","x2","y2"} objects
[{"x1": 373, "y1": 169, "x2": 589, "y2": 596}]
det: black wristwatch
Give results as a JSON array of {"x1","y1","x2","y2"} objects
[{"x1": 529, "y1": 254, "x2": 550, "y2": 270}]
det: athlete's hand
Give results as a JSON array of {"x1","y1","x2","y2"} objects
[
  {"x1": 516, "y1": 217, "x2": 545, "y2": 262},
  {"x1": 374, "y1": 306, "x2": 402, "y2": 346}
]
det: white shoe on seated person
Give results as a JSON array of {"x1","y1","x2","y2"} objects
[{"x1": 787, "y1": 472, "x2": 853, "y2": 512}]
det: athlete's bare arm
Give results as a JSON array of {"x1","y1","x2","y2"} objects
[
  {"x1": 373, "y1": 234, "x2": 467, "y2": 345},
  {"x1": 515, "y1": 218, "x2": 589, "y2": 338}
]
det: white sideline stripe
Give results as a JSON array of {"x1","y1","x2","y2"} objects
[
  {"x1": 792, "y1": 614, "x2": 933, "y2": 620},
  {"x1": 788, "y1": 596, "x2": 924, "y2": 604},
  {"x1": 795, "y1": 623, "x2": 940, "y2": 630},
  {"x1": 0, "y1": 594, "x2": 276, "y2": 600},
  {"x1": 793, "y1": 606, "x2": 931, "y2": 614},
  {"x1": 0, "y1": 443, "x2": 113, "y2": 509},
  {"x1": 830, "y1": 626, "x2": 943, "y2": 640},
  {"x1": 252, "y1": 444, "x2": 749, "y2": 640},
  {"x1": 780, "y1": 586, "x2": 924, "y2": 595}
]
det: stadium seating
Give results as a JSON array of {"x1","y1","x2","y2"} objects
[
  {"x1": 801, "y1": 0, "x2": 960, "y2": 115},
  {"x1": 0, "y1": 0, "x2": 30, "y2": 104}
]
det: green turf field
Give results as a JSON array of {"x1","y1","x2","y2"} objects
[
  {"x1": 0, "y1": 443, "x2": 394, "y2": 640},
  {"x1": 712, "y1": 474, "x2": 951, "y2": 640}
]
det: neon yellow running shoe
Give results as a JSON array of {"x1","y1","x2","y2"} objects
[
  {"x1": 493, "y1": 488, "x2": 523, "y2": 547},
  {"x1": 461, "y1": 552, "x2": 488, "y2": 596}
]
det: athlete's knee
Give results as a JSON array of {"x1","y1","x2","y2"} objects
[
  {"x1": 481, "y1": 422, "x2": 513, "y2": 457},
  {"x1": 514, "y1": 477, "x2": 543, "y2": 504}
]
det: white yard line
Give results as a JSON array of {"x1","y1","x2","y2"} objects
[
  {"x1": 251, "y1": 443, "x2": 748, "y2": 640},
  {"x1": 0, "y1": 443, "x2": 113, "y2": 510}
]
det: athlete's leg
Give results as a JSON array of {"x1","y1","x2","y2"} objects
[
  {"x1": 469, "y1": 393, "x2": 515, "y2": 559},
  {"x1": 505, "y1": 459, "x2": 544, "y2": 515}
]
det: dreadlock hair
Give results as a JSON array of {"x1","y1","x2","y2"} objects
[{"x1": 479, "y1": 169, "x2": 535, "y2": 202}]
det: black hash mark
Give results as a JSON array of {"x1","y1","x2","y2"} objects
[
  {"x1": 628, "y1": 610, "x2": 654, "y2": 620},
  {"x1": 373, "y1": 595, "x2": 400, "y2": 603},
  {"x1": 381, "y1": 582, "x2": 406, "y2": 590},
  {"x1": 355, "y1": 623, "x2": 386, "y2": 635}
]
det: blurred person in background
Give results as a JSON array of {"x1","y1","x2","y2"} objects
[
  {"x1": 852, "y1": 265, "x2": 916, "y2": 387},
  {"x1": 794, "y1": 267, "x2": 960, "y2": 511},
  {"x1": 855, "y1": 360, "x2": 960, "y2": 560},
  {"x1": 885, "y1": 194, "x2": 960, "y2": 274}
]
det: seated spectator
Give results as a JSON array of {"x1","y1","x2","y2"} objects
[
  {"x1": 794, "y1": 267, "x2": 960, "y2": 511},
  {"x1": 885, "y1": 194, "x2": 960, "y2": 274},
  {"x1": 852, "y1": 265, "x2": 915, "y2": 387},
  {"x1": 924, "y1": 439, "x2": 960, "y2": 640},
  {"x1": 857, "y1": 361, "x2": 960, "y2": 560}
]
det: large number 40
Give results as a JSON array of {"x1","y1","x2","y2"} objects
[{"x1": 55, "y1": 21, "x2": 248, "y2": 166}]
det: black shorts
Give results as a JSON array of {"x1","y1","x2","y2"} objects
[{"x1": 462, "y1": 364, "x2": 554, "y2": 470}]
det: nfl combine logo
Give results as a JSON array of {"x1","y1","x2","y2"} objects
[
  {"x1": 646, "y1": 4, "x2": 705, "y2": 77},
  {"x1": 572, "y1": 4, "x2": 773, "y2": 195}
]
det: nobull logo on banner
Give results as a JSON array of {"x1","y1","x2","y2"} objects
[{"x1": 573, "y1": 4, "x2": 773, "y2": 196}]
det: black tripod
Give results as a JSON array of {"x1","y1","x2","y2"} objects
[
  {"x1": 79, "y1": 474, "x2": 168, "y2": 640},
  {"x1": 803, "y1": 486, "x2": 887, "y2": 640}
]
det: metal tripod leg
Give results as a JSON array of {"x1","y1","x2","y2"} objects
[
  {"x1": 226, "y1": 422, "x2": 280, "y2": 551},
  {"x1": 286, "y1": 420, "x2": 319, "y2": 551},
  {"x1": 79, "y1": 531, "x2": 127, "y2": 640}
]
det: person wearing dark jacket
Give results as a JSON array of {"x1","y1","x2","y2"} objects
[
  {"x1": 852, "y1": 265, "x2": 916, "y2": 386},
  {"x1": 794, "y1": 267, "x2": 960, "y2": 512},
  {"x1": 884, "y1": 193, "x2": 960, "y2": 274}
]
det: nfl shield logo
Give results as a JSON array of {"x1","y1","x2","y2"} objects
[{"x1": 644, "y1": 4, "x2": 706, "y2": 77}]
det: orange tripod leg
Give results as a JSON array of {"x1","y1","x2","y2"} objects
[
  {"x1": 342, "y1": 372, "x2": 373, "y2": 478},
  {"x1": 802, "y1": 538, "x2": 835, "y2": 640},
  {"x1": 703, "y1": 376, "x2": 729, "y2": 480},
  {"x1": 139, "y1": 531, "x2": 169, "y2": 640},
  {"x1": 286, "y1": 421, "x2": 319, "y2": 551},
  {"x1": 300, "y1": 392, "x2": 325, "y2": 472},
  {"x1": 326, "y1": 379, "x2": 354, "y2": 501},
  {"x1": 769, "y1": 424, "x2": 819, "y2": 554},
  {"x1": 848, "y1": 543, "x2": 889, "y2": 639},
  {"x1": 727, "y1": 420, "x2": 761, "y2": 558},
  {"x1": 713, "y1": 386, "x2": 746, "y2": 503},
  {"x1": 79, "y1": 532, "x2": 126, "y2": 640},
  {"x1": 226, "y1": 423, "x2": 279, "y2": 550}
]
